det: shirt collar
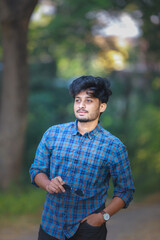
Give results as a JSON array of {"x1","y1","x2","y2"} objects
[{"x1": 71, "y1": 120, "x2": 101, "y2": 139}]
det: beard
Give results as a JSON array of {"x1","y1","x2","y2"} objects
[
  {"x1": 75, "y1": 109, "x2": 100, "y2": 123},
  {"x1": 76, "y1": 117, "x2": 90, "y2": 122}
]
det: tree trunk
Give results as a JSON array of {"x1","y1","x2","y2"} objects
[{"x1": 0, "y1": 0, "x2": 38, "y2": 189}]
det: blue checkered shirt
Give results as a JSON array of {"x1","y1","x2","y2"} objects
[{"x1": 29, "y1": 121, "x2": 135, "y2": 239}]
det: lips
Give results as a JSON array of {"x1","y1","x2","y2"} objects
[
  {"x1": 77, "y1": 109, "x2": 88, "y2": 113},
  {"x1": 78, "y1": 112, "x2": 86, "y2": 115}
]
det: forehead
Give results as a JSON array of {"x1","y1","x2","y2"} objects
[{"x1": 75, "y1": 90, "x2": 94, "y2": 98}]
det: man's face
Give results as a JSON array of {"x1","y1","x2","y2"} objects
[{"x1": 74, "y1": 90, "x2": 106, "y2": 122}]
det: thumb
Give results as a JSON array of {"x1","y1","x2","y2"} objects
[{"x1": 81, "y1": 217, "x2": 88, "y2": 223}]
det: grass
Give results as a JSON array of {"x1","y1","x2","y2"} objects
[{"x1": 0, "y1": 186, "x2": 46, "y2": 220}]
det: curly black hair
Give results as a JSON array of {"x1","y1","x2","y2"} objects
[{"x1": 69, "y1": 75, "x2": 112, "y2": 103}]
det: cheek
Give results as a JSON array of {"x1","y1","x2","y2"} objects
[
  {"x1": 91, "y1": 104, "x2": 100, "y2": 112},
  {"x1": 93, "y1": 106, "x2": 101, "y2": 116},
  {"x1": 74, "y1": 104, "x2": 77, "y2": 113}
]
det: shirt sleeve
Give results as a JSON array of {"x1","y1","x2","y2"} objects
[
  {"x1": 29, "y1": 129, "x2": 51, "y2": 187},
  {"x1": 110, "y1": 145, "x2": 135, "y2": 208}
]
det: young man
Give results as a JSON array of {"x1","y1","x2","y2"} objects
[{"x1": 29, "y1": 75, "x2": 135, "y2": 240}]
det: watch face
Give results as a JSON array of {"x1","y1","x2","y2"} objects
[{"x1": 104, "y1": 213, "x2": 110, "y2": 221}]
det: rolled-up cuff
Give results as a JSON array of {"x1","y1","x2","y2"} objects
[
  {"x1": 113, "y1": 190, "x2": 135, "y2": 208},
  {"x1": 29, "y1": 169, "x2": 42, "y2": 188}
]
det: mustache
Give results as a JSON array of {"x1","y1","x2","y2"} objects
[{"x1": 77, "y1": 109, "x2": 88, "y2": 113}]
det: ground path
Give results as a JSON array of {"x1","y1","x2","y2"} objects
[{"x1": 1, "y1": 199, "x2": 160, "y2": 240}]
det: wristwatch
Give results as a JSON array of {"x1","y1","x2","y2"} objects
[{"x1": 100, "y1": 210, "x2": 110, "y2": 222}]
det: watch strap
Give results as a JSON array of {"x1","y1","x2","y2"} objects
[{"x1": 100, "y1": 210, "x2": 106, "y2": 215}]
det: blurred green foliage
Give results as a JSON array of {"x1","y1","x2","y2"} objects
[
  {"x1": 23, "y1": 62, "x2": 160, "y2": 199},
  {"x1": 0, "y1": 0, "x2": 160, "y2": 218},
  {"x1": 25, "y1": 0, "x2": 160, "y2": 200},
  {"x1": 0, "y1": 187, "x2": 45, "y2": 218}
]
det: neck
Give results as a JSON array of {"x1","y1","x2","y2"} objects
[{"x1": 77, "y1": 119, "x2": 99, "y2": 135}]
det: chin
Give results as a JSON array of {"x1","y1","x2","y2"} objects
[{"x1": 76, "y1": 117, "x2": 89, "y2": 123}]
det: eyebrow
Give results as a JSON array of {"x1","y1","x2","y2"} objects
[{"x1": 75, "y1": 96, "x2": 93, "y2": 99}]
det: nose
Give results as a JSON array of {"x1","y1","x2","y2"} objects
[{"x1": 79, "y1": 100, "x2": 86, "y2": 108}]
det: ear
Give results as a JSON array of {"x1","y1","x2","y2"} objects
[{"x1": 100, "y1": 103, "x2": 107, "y2": 113}]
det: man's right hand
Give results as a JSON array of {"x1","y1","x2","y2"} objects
[{"x1": 46, "y1": 176, "x2": 65, "y2": 194}]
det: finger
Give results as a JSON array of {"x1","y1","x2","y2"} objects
[
  {"x1": 50, "y1": 187, "x2": 59, "y2": 193},
  {"x1": 55, "y1": 177, "x2": 66, "y2": 192},
  {"x1": 58, "y1": 184, "x2": 65, "y2": 193},
  {"x1": 52, "y1": 178, "x2": 65, "y2": 192},
  {"x1": 47, "y1": 185, "x2": 59, "y2": 194},
  {"x1": 81, "y1": 217, "x2": 87, "y2": 223},
  {"x1": 52, "y1": 176, "x2": 65, "y2": 186},
  {"x1": 56, "y1": 176, "x2": 65, "y2": 185},
  {"x1": 53, "y1": 183, "x2": 65, "y2": 193},
  {"x1": 50, "y1": 180, "x2": 59, "y2": 190},
  {"x1": 51, "y1": 182, "x2": 62, "y2": 192},
  {"x1": 49, "y1": 180, "x2": 61, "y2": 193}
]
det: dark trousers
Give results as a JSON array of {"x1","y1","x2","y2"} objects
[{"x1": 38, "y1": 222, "x2": 107, "y2": 240}]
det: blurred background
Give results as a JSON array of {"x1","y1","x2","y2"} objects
[{"x1": 0, "y1": 0, "x2": 160, "y2": 239}]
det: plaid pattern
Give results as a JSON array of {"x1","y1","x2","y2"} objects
[{"x1": 29, "y1": 121, "x2": 135, "y2": 240}]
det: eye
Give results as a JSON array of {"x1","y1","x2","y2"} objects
[
  {"x1": 75, "y1": 99, "x2": 80, "y2": 103},
  {"x1": 86, "y1": 99, "x2": 92, "y2": 103}
]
